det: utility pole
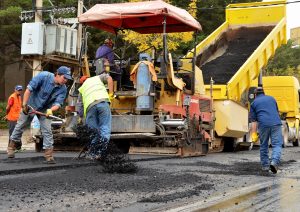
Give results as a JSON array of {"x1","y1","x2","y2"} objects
[
  {"x1": 77, "y1": 0, "x2": 83, "y2": 59},
  {"x1": 32, "y1": 0, "x2": 43, "y2": 77},
  {"x1": 65, "y1": 0, "x2": 83, "y2": 112}
]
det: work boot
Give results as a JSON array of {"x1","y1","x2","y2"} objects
[
  {"x1": 260, "y1": 167, "x2": 270, "y2": 176},
  {"x1": 44, "y1": 148, "x2": 56, "y2": 164},
  {"x1": 7, "y1": 140, "x2": 16, "y2": 158},
  {"x1": 15, "y1": 141, "x2": 22, "y2": 151},
  {"x1": 270, "y1": 162, "x2": 278, "y2": 174}
]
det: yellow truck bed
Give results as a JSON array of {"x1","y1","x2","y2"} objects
[
  {"x1": 256, "y1": 76, "x2": 300, "y2": 118},
  {"x1": 187, "y1": 1, "x2": 287, "y2": 104}
]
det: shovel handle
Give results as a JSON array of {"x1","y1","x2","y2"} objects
[
  {"x1": 27, "y1": 105, "x2": 65, "y2": 122},
  {"x1": 48, "y1": 115, "x2": 65, "y2": 122}
]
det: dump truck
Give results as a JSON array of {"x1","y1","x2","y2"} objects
[
  {"x1": 181, "y1": 0, "x2": 288, "y2": 151},
  {"x1": 249, "y1": 76, "x2": 300, "y2": 147}
]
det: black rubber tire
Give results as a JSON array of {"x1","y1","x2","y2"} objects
[
  {"x1": 35, "y1": 137, "x2": 43, "y2": 152},
  {"x1": 223, "y1": 138, "x2": 235, "y2": 152},
  {"x1": 293, "y1": 139, "x2": 299, "y2": 147}
]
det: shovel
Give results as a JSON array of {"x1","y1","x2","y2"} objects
[{"x1": 27, "y1": 105, "x2": 66, "y2": 123}]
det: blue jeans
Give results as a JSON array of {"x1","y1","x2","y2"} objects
[
  {"x1": 259, "y1": 125, "x2": 282, "y2": 168},
  {"x1": 86, "y1": 102, "x2": 111, "y2": 158},
  {"x1": 10, "y1": 112, "x2": 53, "y2": 149}
]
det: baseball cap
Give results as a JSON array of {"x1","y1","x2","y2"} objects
[
  {"x1": 15, "y1": 85, "x2": 23, "y2": 91},
  {"x1": 255, "y1": 87, "x2": 264, "y2": 94},
  {"x1": 104, "y1": 38, "x2": 113, "y2": 46},
  {"x1": 57, "y1": 66, "x2": 72, "y2": 80}
]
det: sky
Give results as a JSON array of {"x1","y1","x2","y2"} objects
[
  {"x1": 262, "y1": 0, "x2": 300, "y2": 38},
  {"x1": 286, "y1": 0, "x2": 300, "y2": 38}
]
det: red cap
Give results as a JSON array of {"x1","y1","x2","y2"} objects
[{"x1": 80, "y1": 75, "x2": 89, "y2": 84}]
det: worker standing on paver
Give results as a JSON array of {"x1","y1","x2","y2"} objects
[
  {"x1": 77, "y1": 73, "x2": 113, "y2": 160},
  {"x1": 250, "y1": 87, "x2": 283, "y2": 174},
  {"x1": 95, "y1": 38, "x2": 115, "y2": 76},
  {"x1": 95, "y1": 38, "x2": 122, "y2": 88},
  {"x1": 95, "y1": 38, "x2": 114, "y2": 65},
  {"x1": 7, "y1": 66, "x2": 72, "y2": 164},
  {"x1": 5, "y1": 85, "x2": 23, "y2": 148}
]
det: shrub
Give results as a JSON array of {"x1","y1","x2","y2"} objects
[{"x1": 0, "y1": 102, "x2": 8, "y2": 129}]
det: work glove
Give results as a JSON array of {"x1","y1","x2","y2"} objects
[
  {"x1": 108, "y1": 93, "x2": 115, "y2": 101},
  {"x1": 46, "y1": 109, "x2": 53, "y2": 117},
  {"x1": 22, "y1": 104, "x2": 29, "y2": 115},
  {"x1": 1, "y1": 115, "x2": 7, "y2": 121},
  {"x1": 251, "y1": 132, "x2": 259, "y2": 142},
  {"x1": 77, "y1": 117, "x2": 83, "y2": 124}
]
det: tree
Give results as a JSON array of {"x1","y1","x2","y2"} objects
[
  {"x1": 0, "y1": 1, "x2": 31, "y2": 100},
  {"x1": 265, "y1": 41, "x2": 300, "y2": 78},
  {"x1": 0, "y1": 0, "x2": 77, "y2": 100},
  {"x1": 120, "y1": 0, "x2": 198, "y2": 57}
]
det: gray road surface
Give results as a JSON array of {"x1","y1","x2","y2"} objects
[{"x1": 0, "y1": 145, "x2": 300, "y2": 211}]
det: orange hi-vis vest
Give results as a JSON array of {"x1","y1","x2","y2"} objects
[{"x1": 7, "y1": 93, "x2": 22, "y2": 121}]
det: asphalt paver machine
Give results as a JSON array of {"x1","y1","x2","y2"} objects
[{"x1": 77, "y1": 1, "x2": 214, "y2": 157}]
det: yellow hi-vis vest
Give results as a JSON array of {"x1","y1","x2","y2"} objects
[{"x1": 78, "y1": 76, "x2": 110, "y2": 117}]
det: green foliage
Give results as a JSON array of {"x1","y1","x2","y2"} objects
[
  {"x1": 196, "y1": 0, "x2": 226, "y2": 35},
  {"x1": 265, "y1": 41, "x2": 300, "y2": 77},
  {"x1": 0, "y1": 0, "x2": 32, "y2": 9},
  {"x1": 0, "y1": 102, "x2": 8, "y2": 129},
  {"x1": 0, "y1": 0, "x2": 277, "y2": 66},
  {"x1": 0, "y1": 3, "x2": 27, "y2": 67}
]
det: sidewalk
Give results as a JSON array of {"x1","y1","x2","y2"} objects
[{"x1": 0, "y1": 129, "x2": 35, "y2": 151}]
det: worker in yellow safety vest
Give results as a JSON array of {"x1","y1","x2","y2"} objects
[{"x1": 77, "y1": 73, "x2": 114, "y2": 160}]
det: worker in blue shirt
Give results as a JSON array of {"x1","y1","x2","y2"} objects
[
  {"x1": 250, "y1": 87, "x2": 283, "y2": 174},
  {"x1": 7, "y1": 66, "x2": 72, "y2": 164}
]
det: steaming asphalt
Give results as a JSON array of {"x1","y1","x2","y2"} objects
[{"x1": 1, "y1": 145, "x2": 300, "y2": 211}]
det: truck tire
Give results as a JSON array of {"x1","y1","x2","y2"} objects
[
  {"x1": 281, "y1": 122, "x2": 289, "y2": 148},
  {"x1": 293, "y1": 139, "x2": 299, "y2": 147},
  {"x1": 35, "y1": 137, "x2": 43, "y2": 152},
  {"x1": 223, "y1": 137, "x2": 236, "y2": 152}
]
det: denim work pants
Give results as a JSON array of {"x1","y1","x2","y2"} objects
[
  {"x1": 86, "y1": 101, "x2": 112, "y2": 157},
  {"x1": 10, "y1": 112, "x2": 53, "y2": 149},
  {"x1": 259, "y1": 125, "x2": 282, "y2": 168}
]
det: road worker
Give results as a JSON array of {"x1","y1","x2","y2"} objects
[
  {"x1": 7, "y1": 66, "x2": 72, "y2": 163},
  {"x1": 4, "y1": 85, "x2": 23, "y2": 149},
  {"x1": 95, "y1": 38, "x2": 122, "y2": 88},
  {"x1": 95, "y1": 38, "x2": 114, "y2": 65},
  {"x1": 250, "y1": 87, "x2": 283, "y2": 174},
  {"x1": 77, "y1": 73, "x2": 114, "y2": 160}
]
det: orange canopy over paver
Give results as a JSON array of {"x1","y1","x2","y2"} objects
[{"x1": 78, "y1": 0, "x2": 201, "y2": 34}]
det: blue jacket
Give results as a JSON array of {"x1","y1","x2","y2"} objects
[
  {"x1": 95, "y1": 44, "x2": 114, "y2": 64},
  {"x1": 27, "y1": 71, "x2": 67, "y2": 111},
  {"x1": 250, "y1": 93, "x2": 281, "y2": 127}
]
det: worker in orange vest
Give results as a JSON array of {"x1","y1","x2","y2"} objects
[{"x1": 5, "y1": 85, "x2": 23, "y2": 148}]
